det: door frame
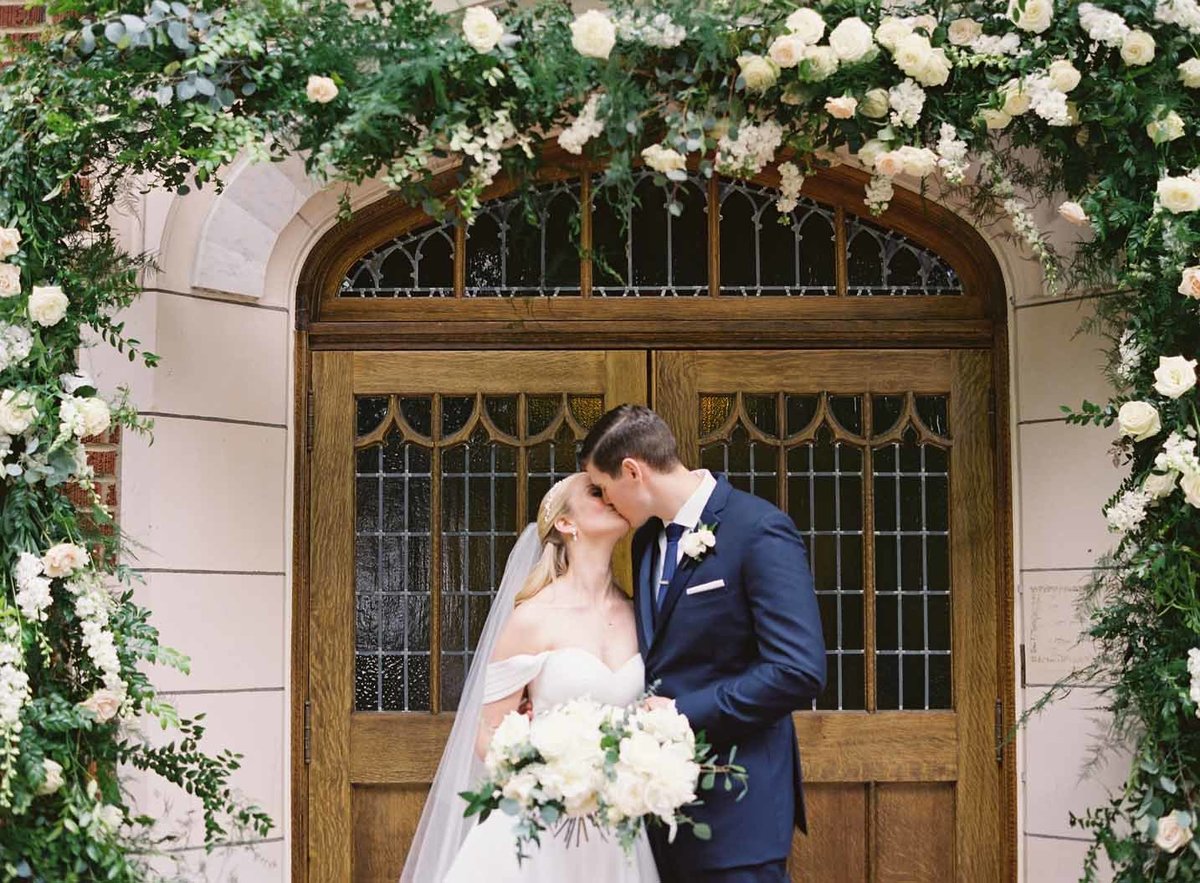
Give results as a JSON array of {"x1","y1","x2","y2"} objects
[{"x1": 289, "y1": 168, "x2": 1017, "y2": 883}]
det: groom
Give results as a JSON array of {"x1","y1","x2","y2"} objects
[{"x1": 582, "y1": 404, "x2": 826, "y2": 883}]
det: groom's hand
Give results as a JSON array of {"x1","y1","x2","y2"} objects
[{"x1": 642, "y1": 696, "x2": 675, "y2": 711}]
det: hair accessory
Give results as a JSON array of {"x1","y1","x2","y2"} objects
[{"x1": 538, "y1": 475, "x2": 576, "y2": 528}]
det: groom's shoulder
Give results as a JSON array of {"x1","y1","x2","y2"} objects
[{"x1": 723, "y1": 484, "x2": 787, "y2": 523}]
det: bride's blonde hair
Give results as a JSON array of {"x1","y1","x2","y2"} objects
[{"x1": 514, "y1": 473, "x2": 582, "y2": 605}]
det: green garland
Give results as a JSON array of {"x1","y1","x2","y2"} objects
[{"x1": 0, "y1": 0, "x2": 1198, "y2": 878}]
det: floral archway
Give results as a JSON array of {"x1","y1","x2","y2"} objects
[{"x1": 0, "y1": 0, "x2": 1198, "y2": 878}]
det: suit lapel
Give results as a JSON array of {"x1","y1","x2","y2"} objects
[
  {"x1": 635, "y1": 518, "x2": 660, "y2": 653},
  {"x1": 649, "y1": 475, "x2": 734, "y2": 652}
]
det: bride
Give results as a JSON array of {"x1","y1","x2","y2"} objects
[{"x1": 400, "y1": 473, "x2": 661, "y2": 882}]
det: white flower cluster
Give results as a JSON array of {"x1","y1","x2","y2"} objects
[
  {"x1": 571, "y1": 10, "x2": 617, "y2": 60},
  {"x1": 605, "y1": 704, "x2": 699, "y2": 840},
  {"x1": 0, "y1": 228, "x2": 20, "y2": 299},
  {"x1": 1078, "y1": 3, "x2": 1131, "y2": 46},
  {"x1": 776, "y1": 162, "x2": 805, "y2": 214},
  {"x1": 1153, "y1": 431, "x2": 1200, "y2": 508},
  {"x1": 1105, "y1": 485, "x2": 1154, "y2": 532},
  {"x1": 964, "y1": 31, "x2": 1023, "y2": 58},
  {"x1": 715, "y1": 121, "x2": 783, "y2": 178},
  {"x1": 69, "y1": 570, "x2": 127, "y2": 706},
  {"x1": 642, "y1": 143, "x2": 687, "y2": 178},
  {"x1": 1117, "y1": 329, "x2": 1144, "y2": 381},
  {"x1": 864, "y1": 174, "x2": 896, "y2": 215},
  {"x1": 57, "y1": 395, "x2": 111, "y2": 442},
  {"x1": 1188, "y1": 648, "x2": 1200, "y2": 716},
  {"x1": 558, "y1": 93, "x2": 606, "y2": 156},
  {"x1": 1157, "y1": 171, "x2": 1200, "y2": 213},
  {"x1": 935, "y1": 123, "x2": 970, "y2": 184},
  {"x1": 1155, "y1": 0, "x2": 1200, "y2": 36},
  {"x1": 448, "y1": 110, "x2": 532, "y2": 204},
  {"x1": 613, "y1": 10, "x2": 686, "y2": 49},
  {"x1": 0, "y1": 623, "x2": 28, "y2": 732},
  {"x1": 0, "y1": 323, "x2": 32, "y2": 375},
  {"x1": 13, "y1": 553, "x2": 52, "y2": 622},
  {"x1": 888, "y1": 78, "x2": 926, "y2": 127}
]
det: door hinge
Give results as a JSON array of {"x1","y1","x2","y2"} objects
[
  {"x1": 305, "y1": 388, "x2": 315, "y2": 454},
  {"x1": 988, "y1": 386, "x2": 997, "y2": 422},
  {"x1": 303, "y1": 699, "x2": 312, "y2": 765},
  {"x1": 1019, "y1": 643, "x2": 1027, "y2": 688},
  {"x1": 994, "y1": 697, "x2": 1004, "y2": 765}
]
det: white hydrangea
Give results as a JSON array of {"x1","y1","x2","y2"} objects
[
  {"x1": 936, "y1": 123, "x2": 970, "y2": 183},
  {"x1": 1025, "y1": 75, "x2": 1071, "y2": 126},
  {"x1": 968, "y1": 32, "x2": 1023, "y2": 56},
  {"x1": 888, "y1": 78, "x2": 926, "y2": 127},
  {"x1": 1105, "y1": 486, "x2": 1153, "y2": 533},
  {"x1": 1155, "y1": 0, "x2": 1200, "y2": 36},
  {"x1": 1117, "y1": 328, "x2": 1144, "y2": 381},
  {"x1": 13, "y1": 552, "x2": 52, "y2": 622},
  {"x1": 0, "y1": 324, "x2": 32, "y2": 375},
  {"x1": 1156, "y1": 432, "x2": 1200, "y2": 476},
  {"x1": 715, "y1": 121, "x2": 783, "y2": 177},
  {"x1": 613, "y1": 10, "x2": 686, "y2": 48},
  {"x1": 558, "y1": 93, "x2": 606, "y2": 156},
  {"x1": 776, "y1": 162, "x2": 805, "y2": 213},
  {"x1": 865, "y1": 173, "x2": 896, "y2": 215},
  {"x1": 1078, "y1": 3, "x2": 1131, "y2": 46}
]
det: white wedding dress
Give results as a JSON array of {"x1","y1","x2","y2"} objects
[{"x1": 441, "y1": 647, "x2": 661, "y2": 883}]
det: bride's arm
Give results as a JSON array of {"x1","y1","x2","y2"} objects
[{"x1": 474, "y1": 603, "x2": 543, "y2": 761}]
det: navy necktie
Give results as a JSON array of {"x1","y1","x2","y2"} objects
[{"x1": 657, "y1": 523, "x2": 688, "y2": 611}]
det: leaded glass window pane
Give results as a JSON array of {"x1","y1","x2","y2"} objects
[
  {"x1": 341, "y1": 220, "x2": 455, "y2": 298},
  {"x1": 846, "y1": 215, "x2": 962, "y2": 296}
]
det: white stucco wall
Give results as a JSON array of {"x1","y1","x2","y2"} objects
[{"x1": 81, "y1": 145, "x2": 1129, "y2": 880}]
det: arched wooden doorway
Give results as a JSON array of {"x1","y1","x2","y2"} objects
[{"x1": 292, "y1": 154, "x2": 1016, "y2": 882}]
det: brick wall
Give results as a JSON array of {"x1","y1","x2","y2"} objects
[
  {"x1": 63, "y1": 425, "x2": 121, "y2": 566},
  {"x1": 0, "y1": 2, "x2": 44, "y2": 42}
]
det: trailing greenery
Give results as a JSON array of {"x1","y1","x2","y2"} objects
[{"x1": 0, "y1": 0, "x2": 1198, "y2": 878}]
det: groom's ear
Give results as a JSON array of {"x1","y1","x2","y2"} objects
[{"x1": 621, "y1": 457, "x2": 644, "y2": 483}]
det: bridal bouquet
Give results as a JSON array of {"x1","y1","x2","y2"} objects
[{"x1": 460, "y1": 696, "x2": 748, "y2": 863}]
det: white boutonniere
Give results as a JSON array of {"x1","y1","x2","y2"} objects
[{"x1": 679, "y1": 523, "x2": 717, "y2": 561}]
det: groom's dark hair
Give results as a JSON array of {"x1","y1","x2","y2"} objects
[{"x1": 580, "y1": 404, "x2": 681, "y2": 476}]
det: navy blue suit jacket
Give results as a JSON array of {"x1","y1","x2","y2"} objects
[{"x1": 634, "y1": 473, "x2": 826, "y2": 872}]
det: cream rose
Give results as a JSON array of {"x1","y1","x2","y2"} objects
[
  {"x1": 29, "y1": 284, "x2": 68, "y2": 327},
  {"x1": 1155, "y1": 814, "x2": 1194, "y2": 853},
  {"x1": 1121, "y1": 30, "x2": 1155, "y2": 66},
  {"x1": 857, "y1": 139, "x2": 889, "y2": 169},
  {"x1": 1157, "y1": 176, "x2": 1200, "y2": 213},
  {"x1": 305, "y1": 75, "x2": 338, "y2": 104},
  {"x1": 768, "y1": 33, "x2": 806, "y2": 68},
  {"x1": 896, "y1": 145, "x2": 937, "y2": 177},
  {"x1": 874, "y1": 150, "x2": 906, "y2": 177},
  {"x1": 948, "y1": 18, "x2": 982, "y2": 46},
  {"x1": 77, "y1": 397, "x2": 112, "y2": 437},
  {"x1": 829, "y1": 17, "x2": 874, "y2": 62},
  {"x1": 1058, "y1": 201, "x2": 1089, "y2": 226},
  {"x1": 1144, "y1": 470, "x2": 1179, "y2": 499},
  {"x1": 43, "y1": 541, "x2": 89, "y2": 578},
  {"x1": 0, "y1": 263, "x2": 19, "y2": 298},
  {"x1": 462, "y1": 6, "x2": 504, "y2": 53},
  {"x1": 1011, "y1": 0, "x2": 1053, "y2": 33},
  {"x1": 641, "y1": 144, "x2": 686, "y2": 175},
  {"x1": 786, "y1": 8, "x2": 826, "y2": 44},
  {"x1": 875, "y1": 17, "x2": 913, "y2": 51},
  {"x1": 917, "y1": 49, "x2": 951, "y2": 87},
  {"x1": 37, "y1": 758, "x2": 64, "y2": 796},
  {"x1": 860, "y1": 88, "x2": 890, "y2": 118},
  {"x1": 1183, "y1": 472, "x2": 1200, "y2": 508},
  {"x1": 80, "y1": 688, "x2": 122, "y2": 723},
  {"x1": 1147, "y1": 111, "x2": 1185, "y2": 144},
  {"x1": 0, "y1": 228, "x2": 20, "y2": 259},
  {"x1": 1001, "y1": 79, "x2": 1032, "y2": 115},
  {"x1": 802, "y1": 45, "x2": 839, "y2": 81},
  {"x1": 0, "y1": 389, "x2": 37, "y2": 435},
  {"x1": 1048, "y1": 59, "x2": 1082, "y2": 92},
  {"x1": 893, "y1": 33, "x2": 933, "y2": 79},
  {"x1": 738, "y1": 54, "x2": 779, "y2": 91},
  {"x1": 825, "y1": 96, "x2": 858, "y2": 119},
  {"x1": 980, "y1": 108, "x2": 1013, "y2": 130},
  {"x1": 1179, "y1": 58, "x2": 1200, "y2": 88},
  {"x1": 1153, "y1": 355, "x2": 1198, "y2": 399},
  {"x1": 570, "y1": 10, "x2": 617, "y2": 60},
  {"x1": 1117, "y1": 401, "x2": 1161, "y2": 441},
  {"x1": 1179, "y1": 266, "x2": 1200, "y2": 299}
]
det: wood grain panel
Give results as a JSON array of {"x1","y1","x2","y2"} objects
[
  {"x1": 686, "y1": 350, "x2": 953, "y2": 392},
  {"x1": 791, "y1": 784, "x2": 868, "y2": 882},
  {"x1": 352, "y1": 785, "x2": 429, "y2": 883},
  {"x1": 309, "y1": 351, "x2": 355, "y2": 882},
  {"x1": 351, "y1": 714, "x2": 455, "y2": 784},
  {"x1": 796, "y1": 712, "x2": 957, "y2": 783},
  {"x1": 875, "y1": 783, "x2": 956, "y2": 882},
  {"x1": 605, "y1": 351, "x2": 650, "y2": 589},
  {"x1": 353, "y1": 350, "x2": 608, "y2": 394}
]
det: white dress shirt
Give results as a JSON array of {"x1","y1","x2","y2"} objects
[{"x1": 653, "y1": 469, "x2": 718, "y2": 590}]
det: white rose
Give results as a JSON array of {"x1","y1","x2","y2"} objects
[
  {"x1": 37, "y1": 758, "x2": 64, "y2": 796},
  {"x1": 980, "y1": 108, "x2": 1012, "y2": 130},
  {"x1": 916, "y1": 49, "x2": 951, "y2": 87},
  {"x1": 78, "y1": 397, "x2": 111, "y2": 437},
  {"x1": 802, "y1": 45, "x2": 839, "y2": 80},
  {"x1": 501, "y1": 769, "x2": 539, "y2": 806},
  {"x1": 897, "y1": 145, "x2": 938, "y2": 177},
  {"x1": 1182, "y1": 472, "x2": 1200, "y2": 508},
  {"x1": 1048, "y1": 59, "x2": 1082, "y2": 92},
  {"x1": 606, "y1": 767, "x2": 648, "y2": 819},
  {"x1": 642, "y1": 144, "x2": 686, "y2": 175},
  {"x1": 1158, "y1": 176, "x2": 1200, "y2": 213},
  {"x1": 768, "y1": 33, "x2": 806, "y2": 68},
  {"x1": 738, "y1": 54, "x2": 779, "y2": 91},
  {"x1": 875, "y1": 17, "x2": 913, "y2": 51},
  {"x1": 1143, "y1": 470, "x2": 1178, "y2": 500},
  {"x1": 95, "y1": 803, "x2": 124, "y2": 832},
  {"x1": 1155, "y1": 814, "x2": 1194, "y2": 853},
  {"x1": 462, "y1": 6, "x2": 504, "y2": 53},
  {"x1": 29, "y1": 284, "x2": 68, "y2": 327},
  {"x1": 80, "y1": 688, "x2": 122, "y2": 723},
  {"x1": 305, "y1": 75, "x2": 338, "y2": 104},
  {"x1": 1153, "y1": 355, "x2": 1198, "y2": 399},
  {"x1": 43, "y1": 541, "x2": 89, "y2": 578},
  {"x1": 1179, "y1": 266, "x2": 1200, "y2": 300},
  {"x1": 1011, "y1": 0, "x2": 1053, "y2": 33},
  {"x1": 874, "y1": 149, "x2": 906, "y2": 177},
  {"x1": 947, "y1": 18, "x2": 982, "y2": 46},
  {"x1": 829, "y1": 17, "x2": 874, "y2": 62},
  {"x1": 1121, "y1": 30, "x2": 1155, "y2": 66},
  {"x1": 0, "y1": 389, "x2": 37, "y2": 435},
  {"x1": 1001, "y1": 79, "x2": 1032, "y2": 115},
  {"x1": 571, "y1": 10, "x2": 617, "y2": 60},
  {"x1": 0, "y1": 228, "x2": 18, "y2": 260},
  {"x1": 858, "y1": 139, "x2": 890, "y2": 169},
  {"x1": 678, "y1": 531, "x2": 706, "y2": 559},
  {"x1": 1179, "y1": 58, "x2": 1200, "y2": 88},
  {"x1": 1147, "y1": 111, "x2": 1185, "y2": 144},
  {"x1": 910, "y1": 15, "x2": 938, "y2": 34},
  {"x1": 1117, "y1": 401, "x2": 1161, "y2": 441},
  {"x1": 786, "y1": 8, "x2": 826, "y2": 44},
  {"x1": 1057, "y1": 201, "x2": 1088, "y2": 226},
  {"x1": 0, "y1": 264, "x2": 20, "y2": 298},
  {"x1": 893, "y1": 33, "x2": 932, "y2": 79},
  {"x1": 860, "y1": 88, "x2": 890, "y2": 118},
  {"x1": 636, "y1": 703, "x2": 694, "y2": 746},
  {"x1": 825, "y1": 95, "x2": 858, "y2": 119}
]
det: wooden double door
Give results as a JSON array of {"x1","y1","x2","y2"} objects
[{"x1": 307, "y1": 348, "x2": 1003, "y2": 882}]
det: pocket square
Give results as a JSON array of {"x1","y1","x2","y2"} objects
[{"x1": 685, "y1": 579, "x2": 726, "y2": 596}]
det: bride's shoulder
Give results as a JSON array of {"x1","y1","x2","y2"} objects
[{"x1": 493, "y1": 596, "x2": 553, "y2": 659}]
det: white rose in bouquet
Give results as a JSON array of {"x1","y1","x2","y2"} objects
[
  {"x1": 1001, "y1": 79, "x2": 1032, "y2": 116},
  {"x1": 0, "y1": 389, "x2": 37, "y2": 435},
  {"x1": 1179, "y1": 58, "x2": 1200, "y2": 88},
  {"x1": 801, "y1": 46, "x2": 839, "y2": 81},
  {"x1": 825, "y1": 96, "x2": 858, "y2": 119},
  {"x1": 0, "y1": 228, "x2": 20, "y2": 259},
  {"x1": 1148, "y1": 111, "x2": 1186, "y2": 144},
  {"x1": 1153, "y1": 355, "x2": 1198, "y2": 399},
  {"x1": 1182, "y1": 472, "x2": 1200, "y2": 509},
  {"x1": 305, "y1": 75, "x2": 338, "y2": 104},
  {"x1": 1143, "y1": 470, "x2": 1178, "y2": 500},
  {"x1": 738, "y1": 54, "x2": 779, "y2": 91},
  {"x1": 462, "y1": 7, "x2": 504, "y2": 53},
  {"x1": 768, "y1": 34, "x2": 806, "y2": 69},
  {"x1": 486, "y1": 709, "x2": 532, "y2": 774},
  {"x1": 571, "y1": 10, "x2": 617, "y2": 60},
  {"x1": 1011, "y1": 0, "x2": 1053, "y2": 33},
  {"x1": 1157, "y1": 175, "x2": 1200, "y2": 213},
  {"x1": 1179, "y1": 266, "x2": 1200, "y2": 299},
  {"x1": 80, "y1": 688, "x2": 122, "y2": 722},
  {"x1": 1121, "y1": 30, "x2": 1155, "y2": 66},
  {"x1": 1155, "y1": 813, "x2": 1194, "y2": 853},
  {"x1": 642, "y1": 144, "x2": 686, "y2": 175},
  {"x1": 43, "y1": 541, "x2": 89, "y2": 578},
  {"x1": 785, "y1": 8, "x2": 826, "y2": 44},
  {"x1": 1057, "y1": 201, "x2": 1089, "y2": 226},
  {"x1": 980, "y1": 108, "x2": 1012, "y2": 130},
  {"x1": 875, "y1": 17, "x2": 912, "y2": 51},
  {"x1": 860, "y1": 88, "x2": 890, "y2": 118},
  {"x1": 1117, "y1": 401, "x2": 1161, "y2": 441},
  {"x1": 947, "y1": 19, "x2": 982, "y2": 46},
  {"x1": 634, "y1": 702, "x2": 695, "y2": 748},
  {"x1": 1048, "y1": 60, "x2": 1082, "y2": 93},
  {"x1": 29, "y1": 284, "x2": 68, "y2": 327},
  {"x1": 0, "y1": 264, "x2": 20, "y2": 298},
  {"x1": 829, "y1": 17, "x2": 874, "y2": 62},
  {"x1": 37, "y1": 758, "x2": 64, "y2": 796}
]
